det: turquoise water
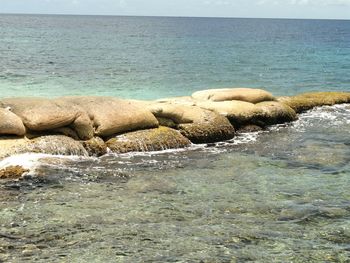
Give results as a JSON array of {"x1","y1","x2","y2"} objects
[
  {"x1": 0, "y1": 15, "x2": 349, "y2": 99},
  {"x1": 0, "y1": 15, "x2": 350, "y2": 262}
]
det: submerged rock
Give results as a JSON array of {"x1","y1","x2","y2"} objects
[
  {"x1": 278, "y1": 92, "x2": 350, "y2": 113},
  {"x1": 237, "y1": 124, "x2": 263, "y2": 133},
  {"x1": 106, "y1": 127, "x2": 191, "y2": 153},
  {"x1": 0, "y1": 165, "x2": 29, "y2": 179},
  {"x1": 192, "y1": 88, "x2": 275, "y2": 103}
]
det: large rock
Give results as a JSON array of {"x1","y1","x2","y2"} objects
[
  {"x1": 0, "y1": 108, "x2": 26, "y2": 136},
  {"x1": 0, "y1": 98, "x2": 77, "y2": 131},
  {"x1": 178, "y1": 111, "x2": 235, "y2": 144},
  {"x1": 192, "y1": 88, "x2": 275, "y2": 103},
  {"x1": 278, "y1": 92, "x2": 350, "y2": 113},
  {"x1": 197, "y1": 100, "x2": 265, "y2": 127},
  {"x1": 106, "y1": 127, "x2": 191, "y2": 153},
  {"x1": 148, "y1": 103, "x2": 235, "y2": 143},
  {"x1": 255, "y1": 101, "x2": 297, "y2": 125},
  {"x1": 61, "y1": 97, "x2": 159, "y2": 137},
  {"x1": 0, "y1": 135, "x2": 88, "y2": 158},
  {"x1": 26, "y1": 135, "x2": 88, "y2": 156}
]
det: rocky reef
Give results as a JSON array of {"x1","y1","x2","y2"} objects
[{"x1": 0, "y1": 88, "x2": 349, "y2": 178}]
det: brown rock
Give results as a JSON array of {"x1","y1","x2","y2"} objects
[
  {"x1": 83, "y1": 137, "x2": 107, "y2": 157},
  {"x1": 178, "y1": 111, "x2": 235, "y2": 144},
  {"x1": 192, "y1": 88, "x2": 275, "y2": 103},
  {"x1": 0, "y1": 98, "x2": 78, "y2": 131},
  {"x1": 255, "y1": 101, "x2": 297, "y2": 125},
  {"x1": 0, "y1": 165, "x2": 29, "y2": 179},
  {"x1": 61, "y1": 96, "x2": 159, "y2": 137},
  {"x1": 197, "y1": 100, "x2": 264, "y2": 126},
  {"x1": 0, "y1": 108, "x2": 26, "y2": 136},
  {"x1": 148, "y1": 103, "x2": 235, "y2": 143},
  {"x1": 106, "y1": 127, "x2": 191, "y2": 153},
  {"x1": 278, "y1": 92, "x2": 350, "y2": 113}
]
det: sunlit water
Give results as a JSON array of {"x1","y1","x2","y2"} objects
[
  {"x1": 0, "y1": 15, "x2": 350, "y2": 262},
  {"x1": 0, "y1": 105, "x2": 349, "y2": 262},
  {"x1": 0, "y1": 15, "x2": 349, "y2": 99}
]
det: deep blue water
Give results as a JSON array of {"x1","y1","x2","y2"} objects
[{"x1": 0, "y1": 14, "x2": 349, "y2": 99}]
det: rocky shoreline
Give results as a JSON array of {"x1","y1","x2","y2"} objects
[{"x1": 1, "y1": 88, "x2": 350, "y2": 179}]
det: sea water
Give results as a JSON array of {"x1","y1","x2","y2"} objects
[{"x1": 0, "y1": 15, "x2": 349, "y2": 262}]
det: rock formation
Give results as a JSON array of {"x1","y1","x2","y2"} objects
[{"x1": 0, "y1": 87, "x2": 349, "y2": 177}]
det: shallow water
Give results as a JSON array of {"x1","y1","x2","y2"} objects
[{"x1": 1, "y1": 105, "x2": 349, "y2": 262}]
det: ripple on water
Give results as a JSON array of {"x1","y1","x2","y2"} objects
[{"x1": 0, "y1": 104, "x2": 349, "y2": 262}]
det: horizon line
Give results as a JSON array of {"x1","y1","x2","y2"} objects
[{"x1": 0, "y1": 12, "x2": 349, "y2": 21}]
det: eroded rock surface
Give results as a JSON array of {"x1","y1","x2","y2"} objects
[{"x1": 106, "y1": 127, "x2": 191, "y2": 153}]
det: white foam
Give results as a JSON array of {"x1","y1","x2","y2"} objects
[
  {"x1": 0, "y1": 153, "x2": 93, "y2": 176},
  {"x1": 0, "y1": 153, "x2": 48, "y2": 176}
]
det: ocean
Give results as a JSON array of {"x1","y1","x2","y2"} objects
[{"x1": 0, "y1": 14, "x2": 349, "y2": 262}]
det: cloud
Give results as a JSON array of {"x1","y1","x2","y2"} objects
[{"x1": 257, "y1": 0, "x2": 350, "y2": 6}]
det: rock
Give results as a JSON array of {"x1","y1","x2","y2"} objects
[
  {"x1": 197, "y1": 100, "x2": 264, "y2": 126},
  {"x1": 0, "y1": 135, "x2": 88, "y2": 158},
  {"x1": 178, "y1": 111, "x2": 235, "y2": 144},
  {"x1": 83, "y1": 137, "x2": 107, "y2": 157},
  {"x1": 278, "y1": 92, "x2": 350, "y2": 113},
  {"x1": 106, "y1": 127, "x2": 191, "y2": 153},
  {"x1": 0, "y1": 98, "x2": 78, "y2": 131},
  {"x1": 156, "y1": 117, "x2": 177, "y2": 128},
  {"x1": 255, "y1": 101, "x2": 297, "y2": 125},
  {"x1": 147, "y1": 103, "x2": 198, "y2": 124},
  {"x1": 0, "y1": 137, "x2": 30, "y2": 159},
  {"x1": 0, "y1": 108, "x2": 26, "y2": 136},
  {"x1": 237, "y1": 124, "x2": 263, "y2": 133},
  {"x1": 21, "y1": 244, "x2": 40, "y2": 256},
  {"x1": 0, "y1": 165, "x2": 29, "y2": 179},
  {"x1": 156, "y1": 96, "x2": 196, "y2": 106},
  {"x1": 148, "y1": 103, "x2": 235, "y2": 143},
  {"x1": 69, "y1": 110, "x2": 94, "y2": 140},
  {"x1": 61, "y1": 96, "x2": 159, "y2": 137},
  {"x1": 192, "y1": 88, "x2": 275, "y2": 103},
  {"x1": 26, "y1": 135, "x2": 88, "y2": 156}
]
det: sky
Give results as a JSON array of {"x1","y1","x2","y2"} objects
[{"x1": 1, "y1": 0, "x2": 350, "y2": 20}]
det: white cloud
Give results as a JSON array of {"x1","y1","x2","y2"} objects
[{"x1": 257, "y1": 0, "x2": 350, "y2": 6}]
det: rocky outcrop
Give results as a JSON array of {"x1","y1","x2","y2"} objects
[
  {"x1": 278, "y1": 92, "x2": 350, "y2": 113},
  {"x1": 192, "y1": 88, "x2": 275, "y2": 103},
  {"x1": 0, "y1": 89, "x2": 349, "y2": 162},
  {"x1": 106, "y1": 127, "x2": 191, "y2": 153}
]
